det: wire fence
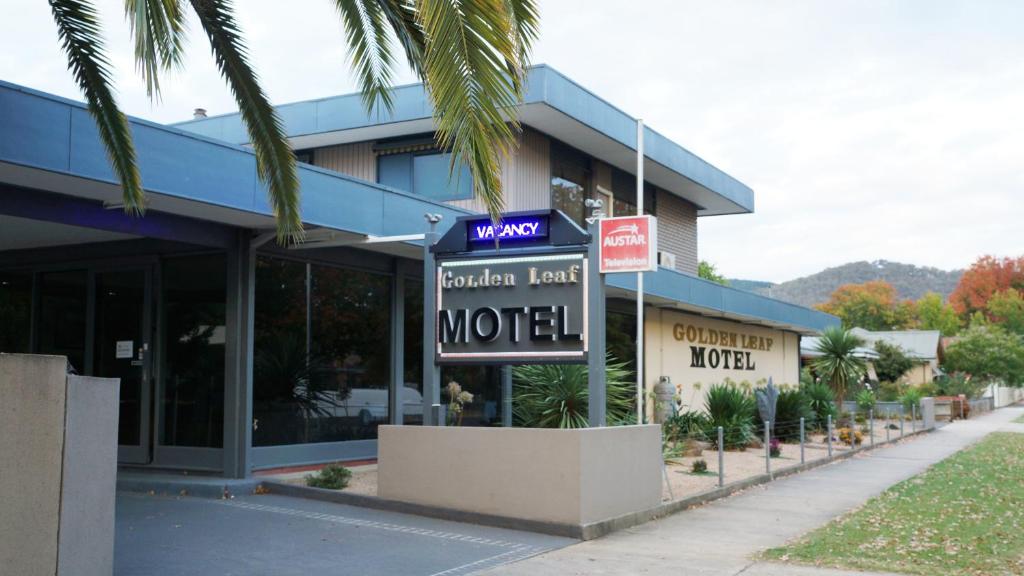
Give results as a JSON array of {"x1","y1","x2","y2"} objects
[{"x1": 660, "y1": 405, "x2": 929, "y2": 501}]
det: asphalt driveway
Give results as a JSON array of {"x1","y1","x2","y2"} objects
[{"x1": 115, "y1": 492, "x2": 574, "y2": 576}]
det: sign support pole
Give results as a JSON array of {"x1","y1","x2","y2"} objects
[
  {"x1": 636, "y1": 119, "x2": 645, "y2": 424},
  {"x1": 587, "y1": 218, "x2": 607, "y2": 427},
  {"x1": 422, "y1": 214, "x2": 442, "y2": 425}
]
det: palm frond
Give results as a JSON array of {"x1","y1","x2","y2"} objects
[
  {"x1": 125, "y1": 0, "x2": 187, "y2": 99},
  {"x1": 502, "y1": 0, "x2": 539, "y2": 91},
  {"x1": 334, "y1": 0, "x2": 397, "y2": 113},
  {"x1": 50, "y1": 0, "x2": 145, "y2": 215},
  {"x1": 414, "y1": 0, "x2": 538, "y2": 223},
  {"x1": 189, "y1": 0, "x2": 302, "y2": 244},
  {"x1": 378, "y1": 0, "x2": 426, "y2": 76}
]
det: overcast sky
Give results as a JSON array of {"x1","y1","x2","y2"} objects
[{"x1": 3, "y1": 1, "x2": 1022, "y2": 282}]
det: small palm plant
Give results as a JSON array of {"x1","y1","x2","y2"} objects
[
  {"x1": 511, "y1": 354, "x2": 634, "y2": 429},
  {"x1": 812, "y1": 326, "x2": 866, "y2": 419}
]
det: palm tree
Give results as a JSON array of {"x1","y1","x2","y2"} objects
[
  {"x1": 48, "y1": 0, "x2": 538, "y2": 243},
  {"x1": 812, "y1": 326, "x2": 866, "y2": 419}
]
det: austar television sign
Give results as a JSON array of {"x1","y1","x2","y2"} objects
[{"x1": 598, "y1": 215, "x2": 658, "y2": 274}]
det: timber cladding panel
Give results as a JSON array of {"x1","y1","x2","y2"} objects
[
  {"x1": 656, "y1": 190, "x2": 698, "y2": 274},
  {"x1": 447, "y1": 126, "x2": 552, "y2": 213},
  {"x1": 313, "y1": 141, "x2": 376, "y2": 182}
]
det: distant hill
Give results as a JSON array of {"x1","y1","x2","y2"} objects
[{"x1": 729, "y1": 260, "x2": 963, "y2": 307}]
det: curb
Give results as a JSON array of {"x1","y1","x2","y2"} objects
[{"x1": 259, "y1": 427, "x2": 934, "y2": 540}]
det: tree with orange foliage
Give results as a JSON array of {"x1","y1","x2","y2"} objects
[
  {"x1": 949, "y1": 256, "x2": 1024, "y2": 317},
  {"x1": 816, "y1": 280, "x2": 915, "y2": 330}
]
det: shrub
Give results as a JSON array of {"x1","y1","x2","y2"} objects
[
  {"x1": 935, "y1": 373, "x2": 987, "y2": 399},
  {"x1": 774, "y1": 389, "x2": 815, "y2": 441},
  {"x1": 512, "y1": 353, "x2": 634, "y2": 428},
  {"x1": 877, "y1": 380, "x2": 903, "y2": 402},
  {"x1": 837, "y1": 427, "x2": 863, "y2": 446},
  {"x1": 703, "y1": 383, "x2": 756, "y2": 450},
  {"x1": 899, "y1": 388, "x2": 924, "y2": 413},
  {"x1": 691, "y1": 459, "x2": 708, "y2": 474},
  {"x1": 855, "y1": 389, "x2": 876, "y2": 415},
  {"x1": 663, "y1": 410, "x2": 710, "y2": 443},
  {"x1": 873, "y1": 340, "x2": 915, "y2": 383},
  {"x1": 801, "y1": 381, "x2": 837, "y2": 430},
  {"x1": 305, "y1": 465, "x2": 352, "y2": 489}
]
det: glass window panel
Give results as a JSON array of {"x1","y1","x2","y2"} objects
[
  {"x1": 36, "y1": 270, "x2": 87, "y2": 373},
  {"x1": 412, "y1": 152, "x2": 473, "y2": 201},
  {"x1": 160, "y1": 255, "x2": 226, "y2": 448},
  {"x1": 441, "y1": 366, "x2": 503, "y2": 427},
  {"x1": 253, "y1": 257, "x2": 310, "y2": 447},
  {"x1": 403, "y1": 279, "x2": 424, "y2": 424},
  {"x1": 308, "y1": 264, "x2": 392, "y2": 442},
  {"x1": 377, "y1": 153, "x2": 412, "y2": 191},
  {"x1": 0, "y1": 270, "x2": 33, "y2": 353},
  {"x1": 551, "y1": 142, "x2": 590, "y2": 226},
  {"x1": 93, "y1": 270, "x2": 147, "y2": 447}
]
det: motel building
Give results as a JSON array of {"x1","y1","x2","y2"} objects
[{"x1": 0, "y1": 66, "x2": 836, "y2": 479}]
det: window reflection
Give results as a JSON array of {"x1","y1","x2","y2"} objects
[
  {"x1": 0, "y1": 270, "x2": 32, "y2": 354},
  {"x1": 253, "y1": 256, "x2": 393, "y2": 446},
  {"x1": 551, "y1": 142, "x2": 591, "y2": 226},
  {"x1": 161, "y1": 255, "x2": 226, "y2": 448}
]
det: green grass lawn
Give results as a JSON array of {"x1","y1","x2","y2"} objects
[
  {"x1": 763, "y1": 432, "x2": 1024, "y2": 575},
  {"x1": 1014, "y1": 414, "x2": 1024, "y2": 424}
]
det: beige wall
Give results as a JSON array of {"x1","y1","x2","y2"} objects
[
  {"x1": 645, "y1": 309, "x2": 801, "y2": 413},
  {"x1": 655, "y1": 190, "x2": 698, "y2": 274},
  {"x1": 378, "y1": 424, "x2": 661, "y2": 527}
]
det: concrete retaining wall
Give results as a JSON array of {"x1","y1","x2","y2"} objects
[
  {"x1": 378, "y1": 424, "x2": 661, "y2": 527},
  {"x1": 0, "y1": 354, "x2": 119, "y2": 576}
]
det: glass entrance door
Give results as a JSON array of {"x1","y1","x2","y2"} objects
[{"x1": 92, "y1": 268, "x2": 153, "y2": 464}]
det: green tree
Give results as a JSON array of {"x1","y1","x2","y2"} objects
[
  {"x1": 914, "y1": 292, "x2": 961, "y2": 336},
  {"x1": 48, "y1": 0, "x2": 538, "y2": 242},
  {"x1": 986, "y1": 288, "x2": 1024, "y2": 335},
  {"x1": 872, "y1": 340, "x2": 915, "y2": 383},
  {"x1": 812, "y1": 326, "x2": 867, "y2": 413},
  {"x1": 698, "y1": 261, "x2": 729, "y2": 285},
  {"x1": 816, "y1": 280, "x2": 912, "y2": 330},
  {"x1": 943, "y1": 325, "x2": 1024, "y2": 387}
]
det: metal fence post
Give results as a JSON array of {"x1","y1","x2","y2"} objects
[
  {"x1": 827, "y1": 414, "x2": 833, "y2": 458},
  {"x1": 869, "y1": 409, "x2": 874, "y2": 446},
  {"x1": 764, "y1": 420, "x2": 771, "y2": 476},
  {"x1": 717, "y1": 426, "x2": 724, "y2": 488},
  {"x1": 886, "y1": 411, "x2": 891, "y2": 442},
  {"x1": 912, "y1": 404, "x2": 917, "y2": 432},
  {"x1": 900, "y1": 405, "x2": 905, "y2": 436},
  {"x1": 799, "y1": 417, "x2": 805, "y2": 464}
]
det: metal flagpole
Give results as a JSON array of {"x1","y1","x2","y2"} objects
[{"x1": 636, "y1": 119, "x2": 644, "y2": 424}]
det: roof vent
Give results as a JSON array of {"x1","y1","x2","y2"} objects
[{"x1": 193, "y1": 108, "x2": 207, "y2": 119}]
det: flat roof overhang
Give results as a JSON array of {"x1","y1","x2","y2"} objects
[
  {"x1": 175, "y1": 65, "x2": 754, "y2": 216},
  {"x1": 0, "y1": 80, "x2": 470, "y2": 257},
  {"x1": 607, "y1": 268, "x2": 839, "y2": 336}
]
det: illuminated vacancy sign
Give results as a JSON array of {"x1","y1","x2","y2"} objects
[
  {"x1": 468, "y1": 215, "x2": 549, "y2": 243},
  {"x1": 435, "y1": 253, "x2": 587, "y2": 364}
]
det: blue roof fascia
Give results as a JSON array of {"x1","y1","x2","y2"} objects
[
  {"x1": 607, "y1": 267, "x2": 839, "y2": 334},
  {"x1": 175, "y1": 66, "x2": 754, "y2": 213},
  {"x1": 0, "y1": 80, "x2": 469, "y2": 238}
]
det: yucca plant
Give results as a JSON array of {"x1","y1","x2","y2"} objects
[
  {"x1": 511, "y1": 354, "x2": 634, "y2": 429},
  {"x1": 812, "y1": 326, "x2": 867, "y2": 416},
  {"x1": 48, "y1": 0, "x2": 539, "y2": 242},
  {"x1": 702, "y1": 382, "x2": 756, "y2": 450}
]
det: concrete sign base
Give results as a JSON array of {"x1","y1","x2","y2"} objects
[
  {"x1": 0, "y1": 354, "x2": 119, "y2": 576},
  {"x1": 378, "y1": 424, "x2": 661, "y2": 531}
]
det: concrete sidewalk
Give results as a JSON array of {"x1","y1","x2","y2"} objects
[{"x1": 484, "y1": 405, "x2": 1024, "y2": 576}]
